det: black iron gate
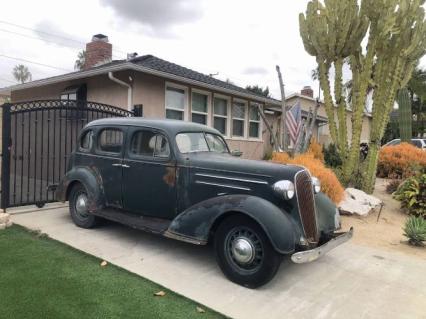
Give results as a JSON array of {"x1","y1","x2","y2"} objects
[{"x1": 1, "y1": 100, "x2": 134, "y2": 209}]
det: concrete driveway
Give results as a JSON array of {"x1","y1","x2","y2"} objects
[{"x1": 10, "y1": 206, "x2": 426, "y2": 319}]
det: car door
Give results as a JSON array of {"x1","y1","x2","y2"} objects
[
  {"x1": 122, "y1": 127, "x2": 177, "y2": 219},
  {"x1": 94, "y1": 126, "x2": 126, "y2": 208}
]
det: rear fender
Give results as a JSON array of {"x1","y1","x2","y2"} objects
[
  {"x1": 167, "y1": 195, "x2": 300, "y2": 254},
  {"x1": 56, "y1": 166, "x2": 105, "y2": 213}
]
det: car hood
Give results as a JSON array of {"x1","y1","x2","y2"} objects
[{"x1": 185, "y1": 152, "x2": 305, "y2": 183}]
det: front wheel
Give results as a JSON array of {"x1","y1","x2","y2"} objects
[
  {"x1": 69, "y1": 183, "x2": 99, "y2": 229},
  {"x1": 214, "y1": 215, "x2": 282, "y2": 288}
]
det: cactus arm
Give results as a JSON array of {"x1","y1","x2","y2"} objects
[{"x1": 397, "y1": 88, "x2": 412, "y2": 142}]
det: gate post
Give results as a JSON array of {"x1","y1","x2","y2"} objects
[{"x1": 1, "y1": 103, "x2": 11, "y2": 209}]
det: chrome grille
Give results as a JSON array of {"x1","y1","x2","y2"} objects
[{"x1": 295, "y1": 170, "x2": 318, "y2": 243}]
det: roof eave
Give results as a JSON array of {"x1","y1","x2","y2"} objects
[{"x1": 0, "y1": 62, "x2": 281, "y2": 106}]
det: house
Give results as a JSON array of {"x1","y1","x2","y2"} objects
[
  {"x1": 286, "y1": 88, "x2": 372, "y2": 146},
  {"x1": 0, "y1": 34, "x2": 367, "y2": 159},
  {"x1": 0, "y1": 34, "x2": 286, "y2": 160}
]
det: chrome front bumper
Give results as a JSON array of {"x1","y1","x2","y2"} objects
[{"x1": 291, "y1": 227, "x2": 354, "y2": 264}]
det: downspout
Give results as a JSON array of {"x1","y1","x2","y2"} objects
[{"x1": 108, "y1": 72, "x2": 133, "y2": 112}]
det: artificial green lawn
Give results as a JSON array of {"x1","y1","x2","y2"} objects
[{"x1": 0, "y1": 225, "x2": 225, "y2": 319}]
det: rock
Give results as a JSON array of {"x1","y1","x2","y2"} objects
[
  {"x1": 338, "y1": 188, "x2": 383, "y2": 217},
  {"x1": 345, "y1": 188, "x2": 383, "y2": 207},
  {"x1": 6, "y1": 221, "x2": 13, "y2": 228},
  {"x1": 0, "y1": 223, "x2": 6, "y2": 230},
  {"x1": 0, "y1": 213, "x2": 10, "y2": 224}
]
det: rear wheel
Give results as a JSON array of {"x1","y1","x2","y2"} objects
[
  {"x1": 214, "y1": 215, "x2": 282, "y2": 288},
  {"x1": 69, "y1": 183, "x2": 99, "y2": 228}
]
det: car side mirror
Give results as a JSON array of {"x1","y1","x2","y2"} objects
[{"x1": 231, "y1": 150, "x2": 243, "y2": 157}]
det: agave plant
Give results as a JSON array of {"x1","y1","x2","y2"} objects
[{"x1": 403, "y1": 216, "x2": 426, "y2": 246}]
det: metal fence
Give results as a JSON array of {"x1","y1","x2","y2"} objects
[{"x1": 1, "y1": 100, "x2": 134, "y2": 209}]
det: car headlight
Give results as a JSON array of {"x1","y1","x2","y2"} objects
[
  {"x1": 272, "y1": 180, "x2": 295, "y2": 200},
  {"x1": 311, "y1": 176, "x2": 321, "y2": 193}
]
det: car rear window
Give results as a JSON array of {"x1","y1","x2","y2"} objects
[
  {"x1": 98, "y1": 128, "x2": 123, "y2": 154},
  {"x1": 80, "y1": 130, "x2": 93, "y2": 151}
]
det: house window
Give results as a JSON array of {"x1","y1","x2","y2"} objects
[
  {"x1": 191, "y1": 92, "x2": 208, "y2": 124},
  {"x1": 60, "y1": 92, "x2": 77, "y2": 101},
  {"x1": 232, "y1": 101, "x2": 246, "y2": 137},
  {"x1": 249, "y1": 104, "x2": 261, "y2": 138},
  {"x1": 166, "y1": 86, "x2": 186, "y2": 120},
  {"x1": 213, "y1": 97, "x2": 228, "y2": 135}
]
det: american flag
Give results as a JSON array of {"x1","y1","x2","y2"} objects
[{"x1": 286, "y1": 102, "x2": 302, "y2": 144}]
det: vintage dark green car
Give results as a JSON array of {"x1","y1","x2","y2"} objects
[{"x1": 57, "y1": 118, "x2": 352, "y2": 288}]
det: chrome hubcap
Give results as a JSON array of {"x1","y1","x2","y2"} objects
[
  {"x1": 75, "y1": 193, "x2": 88, "y2": 218},
  {"x1": 225, "y1": 226, "x2": 263, "y2": 272},
  {"x1": 231, "y1": 237, "x2": 255, "y2": 264}
]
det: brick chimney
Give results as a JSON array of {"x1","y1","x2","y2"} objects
[
  {"x1": 301, "y1": 86, "x2": 314, "y2": 98},
  {"x1": 84, "y1": 34, "x2": 112, "y2": 70}
]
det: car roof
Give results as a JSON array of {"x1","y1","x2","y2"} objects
[{"x1": 86, "y1": 117, "x2": 221, "y2": 136}]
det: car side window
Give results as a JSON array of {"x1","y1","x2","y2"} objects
[
  {"x1": 130, "y1": 130, "x2": 170, "y2": 159},
  {"x1": 98, "y1": 128, "x2": 123, "y2": 154},
  {"x1": 80, "y1": 130, "x2": 93, "y2": 151}
]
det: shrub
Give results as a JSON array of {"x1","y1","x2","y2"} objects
[
  {"x1": 324, "y1": 143, "x2": 342, "y2": 168},
  {"x1": 386, "y1": 179, "x2": 401, "y2": 194},
  {"x1": 403, "y1": 216, "x2": 426, "y2": 246},
  {"x1": 271, "y1": 152, "x2": 344, "y2": 204},
  {"x1": 377, "y1": 143, "x2": 426, "y2": 179},
  {"x1": 394, "y1": 174, "x2": 426, "y2": 218},
  {"x1": 307, "y1": 138, "x2": 324, "y2": 162}
]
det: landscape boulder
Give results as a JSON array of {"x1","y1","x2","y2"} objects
[{"x1": 338, "y1": 188, "x2": 383, "y2": 217}]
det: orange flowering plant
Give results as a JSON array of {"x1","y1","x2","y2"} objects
[
  {"x1": 271, "y1": 152, "x2": 344, "y2": 204},
  {"x1": 377, "y1": 143, "x2": 426, "y2": 179}
]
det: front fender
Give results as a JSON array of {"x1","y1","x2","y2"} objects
[
  {"x1": 167, "y1": 195, "x2": 301, "y2": 254},
  {"x1": 56, "y1": 166, "x2": 105, "y2": 213}
]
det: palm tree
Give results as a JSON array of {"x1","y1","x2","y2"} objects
[
  {"x1": 74, "y1": 50, "x2": 86, "y2": 71},
  {"x1": 12, "y1": 64, "x2": 32, "y2": 84}
]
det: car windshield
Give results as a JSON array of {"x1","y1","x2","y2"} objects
[{"x1": 175, "y1": 132, "x2": 229, "y2": 154}]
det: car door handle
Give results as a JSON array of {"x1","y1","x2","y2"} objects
[
  {"x1": 122, "y1": 164, "x2": 130, "y2": 168},
  {"x1": 112, "y1": 163, "x2": 122, "y2": 167}
]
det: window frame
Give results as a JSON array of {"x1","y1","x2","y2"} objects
[
  {"x1": 190, "y1": 88, "x2": 211, "y2": 126},
  {"x1": 165, "y1": 82, "x2": 189, "y2": 121},
  {"x1": 95, "y1": 127, "x2": 125, "y2": 157},
  {"x1": 248, "y1": 102, "x2": 262, "y2": 141},
  {"x1": 212, "y1": 94, "x2": 230, "y2": 137},
  {"x1": 231, "y1": 99, "x2": 248, "y2": 139}
]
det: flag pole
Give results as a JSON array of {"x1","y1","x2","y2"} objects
[{"x1": 276, "y1": 65, "x2": 287, "y2": 152}]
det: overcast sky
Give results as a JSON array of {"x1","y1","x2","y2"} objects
[{"x1": 1, "y1": 0, "x2": 425, "y2": 99}]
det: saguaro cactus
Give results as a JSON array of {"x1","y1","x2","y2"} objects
[
  {"x1": 397, "y1": 88, "x2": 413, "y2": 142},
  {"x1": 300, "y1": 0, "x2": 426, "y2": 193}
]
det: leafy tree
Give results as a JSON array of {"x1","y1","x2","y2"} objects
[
  {"x1": 245, "y1": 85, "x2": 271, "y2": 98},
  {"x1": 74, "y1": 50, "x2": 86, "y2": 71},
  {"x1": 300, "y1": 0, "x2": 426, "y2": 193},
  {"x1": 12, "y1": 64, "x2": 32, "y2": 83}
]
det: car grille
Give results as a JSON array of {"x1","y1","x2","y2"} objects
[{"x1": 295, "y1": 170, "x2": 319, "y2": 243}]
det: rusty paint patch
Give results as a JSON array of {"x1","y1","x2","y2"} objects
[{"x1": 163, "y1": 167, "x2": 176, "y2": 187}]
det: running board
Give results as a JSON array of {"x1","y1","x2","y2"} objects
[{"x1": 93, "y1": 208, "x2": 171, "y2": 235}]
